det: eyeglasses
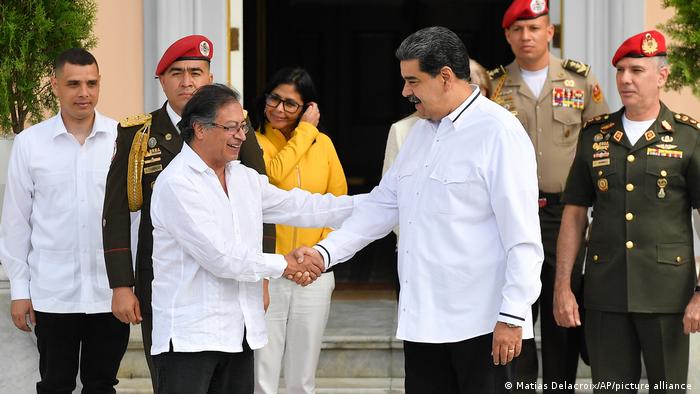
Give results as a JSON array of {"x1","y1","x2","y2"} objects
[
  {"x1": 265, "y1": 93, "x2": 302, "y2": 113},
  {"x1": 208, "y1": 121, "x2": 249, "y2": 135}
]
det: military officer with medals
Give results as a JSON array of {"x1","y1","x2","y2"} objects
[
  {"x1": 101, "y1": 35, "x2": 273, "y2": 390},
  {"x1": 491, "y1": 0, "x2": 609, "y2": 390},
  {"x1": 555, "y1": 30, "x2": 700, "y2": 391}
]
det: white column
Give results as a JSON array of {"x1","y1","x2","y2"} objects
[
  {"x1": 562, "y1": 0, "x2": 644, "y2": 111},
  {"x1": 143, "y1": 0, "x2": 228, "y2": 112}
]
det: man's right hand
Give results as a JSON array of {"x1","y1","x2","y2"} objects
[
  {"x1": 11, "y1": 299, "x2": 35, "y2": 332},
  {"x1": 553, "y1": 286, "x2": 581, "y2": 328},
  {"x1": 112, "y1": 287, "x2": 142, "y2": 324}
]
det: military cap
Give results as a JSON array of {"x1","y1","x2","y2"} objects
[
  {"x1": 612, "y1": 30, "x2": 666, "y2": 66},
  {"x1": 502, "y1": 0, "x2": 548, "y2": 29},
  {"x1": 155, "y1": 34, "x2": 213, "y2": 76}
]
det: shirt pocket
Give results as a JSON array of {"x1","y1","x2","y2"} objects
[
  {"x1": 645, "y1": 156, "x2": 683, "y2": 202},
  {"x1": 427, "y1": 166, "x2": 472, "y2": 214},
  {"x1": 552, "y1": 108, "x2": 582, "y2": 146},
  {"x1": 35, "y1": 171, "x2": 75, "y2": 213},
  {"x1": 36, "y1": 249, "x2": 76, "y2": 292}
]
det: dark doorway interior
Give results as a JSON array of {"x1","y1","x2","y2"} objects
[{"x1": 244, "y1": 0, "x2": 513, "y2": 287}]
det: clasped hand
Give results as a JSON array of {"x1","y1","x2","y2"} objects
[{"x1": 283, "y1": 246, "x2": 325, "y2": 286}]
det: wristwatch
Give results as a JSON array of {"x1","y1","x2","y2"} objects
[{"x1": 505, "y1": 323, "x2": 521, "y2": 328}]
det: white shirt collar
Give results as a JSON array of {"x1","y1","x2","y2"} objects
[
  {"x1": 446, "y1": 85, "x2": 481, "y2": 125},
  {"x1": 166, "y1": 102, "x2": 182, "y2": 133},
  {"x1": 180, "y1": 143, "x2": 240, "y2": 175},
  {"x1": 52, "y1": 110, "x2": 110, "y2": 139}
]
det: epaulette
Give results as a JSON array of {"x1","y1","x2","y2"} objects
[
  {"x1": 673, "y1": 113, "x2": 700, "y2": 130},
  {"x1": 562, "y1": 59, "x2": 591, "y2": 77},
  {"x1": 119, "y1": 113, "x2": 152, "y2": 128},
  {"x1": 487, "y1": 65, "x2": 507, "y2": 81},
  {"x1": 582, "y1": 114, "x2": 610, "y2": 129}
]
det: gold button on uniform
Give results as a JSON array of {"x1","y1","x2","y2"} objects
[
  {"x1": 676, "y1": 256, "x2": 682, "y2": 263},
  {"x1": 660, "y1": 170, "x2": 668, "y2": 177},
  {"x1": 626, "y1": 241, "x2": 634, "y2": 249},
  {"x1": 627, "y1": 155, "x2": 635, "y2": 162},
  {"x1": 626, "y1": 183, "x2": 635, "y2": 192},
  {"x1": 593, "y1": 255, "x2": 599, "y2": 262},
  {"x1": 625, "y1": 213, "x2": 634, "y2": 221}
]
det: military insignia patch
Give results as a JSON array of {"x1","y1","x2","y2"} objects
[
  {"x1": 592, "y1": 83, "x2": 603, "y2": 103},
  {"x1": 148, "y1": 137, "x2": 157, "y2": 148},
  {"x1": 552, "y1": 88, "x2": 585, "y2": 109},
  {"x1": 600, "y1": 122, "x2": 615, "y2": 131},
  {"x1": 145, "y1": 148, "x2": 161, "y2": 157},
  {"x1": 613, "y1": 131, "x2": 624, "y2": 142},
  {"x1": 562, "y1": 59, "x2": 591, "y2": 77},
  {"x1": 593, "y1": 141, "x2": 609, "y2": 151},
  {"x1": 644, "y1": 130, "x2": 656, "y2": 141},
  {"x1": 642, "y1": 32, "x2": 658, "y2": 55},
  {"x1": 656, "y1": 143, "x2": 677, "y2": 150},
  {"x1": 594, "y1": 133, "x2": 604, "y2": 142},
  {"x1": 593, "y1": 151, "x2": 609, "y2": 159},
  {"x1": 165, "y1": 133, "x2": 173, "y2": 141},
  {"x1": 564, "y1": 79, "x2": 575, "y2": 87},
  {"x1": 661, "y1": 120, "x2": 672, "y2": 131},
  {"x1": 144, "y1": 164, "x2": 164, "y2": 174},
  {"x1": 592, "y1": 158, "x2": 611, "y2": 167},
  {"x1": 597, "y1": 178, "x2": 609, "y2": 192},
  {"x1": 119, "y1": 113, "x2": 152, "y2": 128},
  {"x1": 661, "y1": 134, "x2": 673, "y2": 143}
]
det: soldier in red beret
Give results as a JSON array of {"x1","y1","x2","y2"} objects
[
  {"x1": 101, "y1": 35, "x2": 274, "y2": 391},
  {"x1": 556, "y1": 30, "x2": 700, "y2": 391},
  {"x1": 490, "y1": 1, "x2": 609, "y2": 391}
]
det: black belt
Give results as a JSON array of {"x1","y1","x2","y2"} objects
[{"x1": 538, "y1": 191, "x2": 563, "y2": 208}]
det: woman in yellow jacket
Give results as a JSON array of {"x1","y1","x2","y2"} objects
[{"x1": 252, "y1": 67, "x2": 347, "y2": 394}]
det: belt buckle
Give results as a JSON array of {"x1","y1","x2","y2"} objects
[{"x1": 538, "y1": 197, "x2": 547, "y2": 208}]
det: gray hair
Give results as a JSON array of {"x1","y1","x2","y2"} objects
[
  {"x1": 395, "y1": 26, "x2": 471, "y2": 81},
  {"x1": 178, "y1": 83, "x2": 241, "y2": 144}
]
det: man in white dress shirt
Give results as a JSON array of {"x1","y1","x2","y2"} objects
[
  {"x1": 309, "y1": 26, "x2": 544, "y2": 393},
  {"x1": 149, "y1": 83, "x2": 357, "y2": 394},
  {"x1": 0, "y1": 49, "x2": 128, "y2": 393}
]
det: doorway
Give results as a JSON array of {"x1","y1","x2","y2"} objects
[{"x1": 244, "y1": 0, "x2": 513, "y2": 286}]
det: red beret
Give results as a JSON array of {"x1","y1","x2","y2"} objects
[
  {"x1": 155, "y1": 35, "x2": 213, "y2": 76},
  {"x1": 612, "y1": 30, "x2": 666, "y2": 66},
  {"x1": 502, "y1": 0, "x2": 548, "y2": 29}
]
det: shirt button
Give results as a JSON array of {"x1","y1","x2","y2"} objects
[
  {"x1": 626, "y1": 241, "x2": 634, "y2": 249},
  {"x1": 627, "y1": 155, "x2": 635, "y2": 163},
  {"x1": 625, "y1": 213, "x2": 634, "y2": 221},
  {"x1": 626, "y1": 183, "x2": 634, "y2": 192}
]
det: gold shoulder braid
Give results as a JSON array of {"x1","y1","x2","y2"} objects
[
  {"x1": 126, "y1": 115, "x2": 153, "y2": 211},
  {"x1": 487, "y1": 66, "x2": 508, "y2": 102}
]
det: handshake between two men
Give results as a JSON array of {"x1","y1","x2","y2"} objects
[{"x1": 282, "y1": 246, "x2": 325, "y2": 286}]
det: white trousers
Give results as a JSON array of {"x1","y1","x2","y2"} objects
[{"x1": 254, "y1": 272, "x2": 335, "y2": 394}]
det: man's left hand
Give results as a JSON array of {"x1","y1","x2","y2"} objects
[
  {"x1": 683, "y1": 292, "x2": 700, "y2": 334},
  {"x1": 492, "y1": 321, "x2": 522, "y2": 365}
]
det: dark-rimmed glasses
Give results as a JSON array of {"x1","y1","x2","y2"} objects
[
  {"x1": 208, "y1": 122, "x2": 249, "y2": 135},
  {"x1": 265, "y1": 93, "x2": 302, "y2": 113}
]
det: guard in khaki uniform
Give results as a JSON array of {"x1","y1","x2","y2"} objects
[
  {"x1": 491, "y1": 0, "x2": 609, "y2": 390},
  {"x1": 555, "y1": 30, "x2": 700, "y2": 392},
  {"x1": 102, "y1": 35, "x2": 274, "y2": 391}
]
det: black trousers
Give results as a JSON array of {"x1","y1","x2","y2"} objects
[
  {"x1": 515, "y1": 202, "x2": 586, "y2": 393},
  {"x1": 404, "y1": 333, "x2": 514, "y2": 394},
  {"x1": 586, "y1": 310, "x2": 689, "y2": 394},
  {"x1": 34, "y1": 311, "x2": 130, "y2": 394},
  {"x1": 153, "y1": 340, "x2": 254, "y2": 394}
]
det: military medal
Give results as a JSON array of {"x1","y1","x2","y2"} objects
[
  {"x1": 552, "y1": 88, "x2": 585, "y2": 109},
  {"x1": 594, "y1": 133, "x2": 604, "y2": 142},
  {"x1": 657, "y1": 178, "x2": 668, "y2": 198},
  {"x1": 600, "y1": 123, "x2": 615, "y2": 131},
  {"x1": 647, "y1": 147, "x2": 683, "y2": 158},
  {"x1": 598, "y1": 178, "x2": 609, "y2": 192},
  {"x1": 592, "y1": 158, "x2": 610, "y2": 167},
  {"x1": 148, "y1": 137, "x2": 157, "y2": 148},
  {"x1": 592, "y1": 83, "x2": 603, "y2": 103}
]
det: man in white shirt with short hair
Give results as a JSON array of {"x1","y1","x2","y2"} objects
[
  {"x1": 307, "y1": 26, "x2": 543, "y2": 394},
  {"x1": 0, "y1": 48, "x2": 127, "y2": 393},
  {"x1": 149, "y1": 83, "x2": 357, "y2": 394}
]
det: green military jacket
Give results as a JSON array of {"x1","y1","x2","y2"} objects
[
  {"x1": 564, "y1": 103, "x2": 700, "y2": 313},
  {"x1": 102, "y1": 103, "x2": 275, "y2": 314}
]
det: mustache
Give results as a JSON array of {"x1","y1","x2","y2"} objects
[{"x1": 407, "y1": 95, "x2": 421, "y2": 104}]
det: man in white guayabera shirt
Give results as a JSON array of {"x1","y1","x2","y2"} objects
[
  {"x1": 149, "y1": 83, "x2": 358, "y2": 394},
  {"x1": 0, "y1": 48, "x2": 127, "y2": 393},
  {"x1": 305, "y1": 26, "x2": 543, "y2": 394}
]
